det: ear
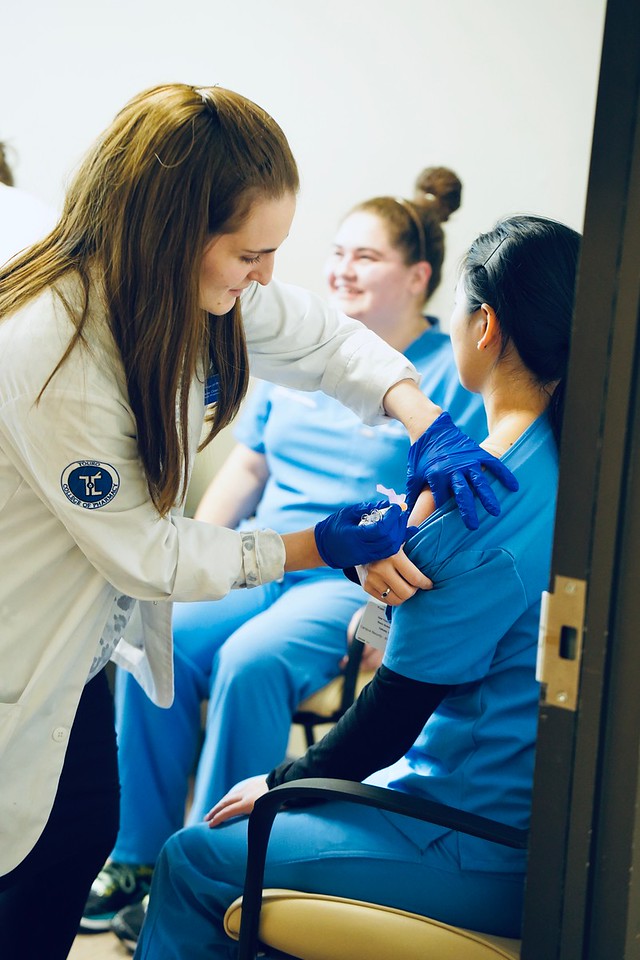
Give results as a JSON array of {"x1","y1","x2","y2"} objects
[
  {"x1": 477, "y1": 303, "x2": 501, "y2": 351},
  {"x1": 410, "y1": 261, "x2": 432, "y2": 297}
]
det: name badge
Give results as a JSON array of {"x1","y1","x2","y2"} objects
[
  {"x1": 204, "y1": 374, "x2": 220, "y2": 406},
  {"x1": 355, "y1": 599, "x2": 390, "y2": 652}
]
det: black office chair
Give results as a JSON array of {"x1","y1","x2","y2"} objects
[{"x1": 224, "y1": 778, "x2": 527, "y2": 960}]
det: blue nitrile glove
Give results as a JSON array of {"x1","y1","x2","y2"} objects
[
  {"x1": 314, "y1": 500, "x2": 411, "y2": 569},
  {"x1": 406, "y1": 412, "x2": 519, "y2": 531}
]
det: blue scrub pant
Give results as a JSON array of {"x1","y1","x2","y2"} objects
[
  {"x1": 113, "y1": 571, "x2": 365, "y2": 865},
  {"x1": 134, "y1": 801, "x2": 525, "y2": 959}
]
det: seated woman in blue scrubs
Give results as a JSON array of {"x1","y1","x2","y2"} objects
[
  {"x1": 134, "y1": 213, "x2": 581, "y2": 958},
  {"x1": 82, "y1": 166, "x2": 488, "y2": 932}
]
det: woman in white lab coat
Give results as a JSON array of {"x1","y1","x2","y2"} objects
[{"x1": 0, "y1": 83, "x2": 515, "y2": 959}]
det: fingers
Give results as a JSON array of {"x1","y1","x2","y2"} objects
[
  {"x1": 359, "y1": 504, "x2": 409, "y2": 560},
  {"x1": 484, "y1": 457, "x2": 520, "y2": 492},
  {"x1": 358, "y1": 502, "x2": 402, "y2": 539},
  {"x1": 466, "y1": 465, "x2": 501, "y2": 517},
  {"x1": 205, "y1": 799, "x2": 249, "y2": 827},
  {"x1": 362, "y1": 569, "x2": 408, "y2": 605},
  {"x1": 364, "y1": 552, "x2": 432, "y2": 605},
  {"x1": 388, "y1": 549, "x2": 432, "y2": 590},
  {"x1": 365, "y1": 584, "x2": 406, "y2": 606},
  {"x1": 356, "y1": 499, "x2": 396, "y2": 530},
  {"x1": 204, "y1": 792, "x2": 246, "y2": 827},
  {"x1": 449, "y1": 471, "x2": 479, "y2": 530},
  {"x1": 203, "y1": 775, "x2": 269, "y2": 827},
  {"x1": 427, "y1": 473, "x2": 453, "y2": 509}
]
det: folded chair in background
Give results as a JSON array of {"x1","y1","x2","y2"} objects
[{"x1": 293, "y1": 639, "x2": 375, "y2": 748}]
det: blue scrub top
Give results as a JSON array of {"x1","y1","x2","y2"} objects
[
  {"x1": 368, "y1": 413, "x2": 558, "y2": 874},
  {"x1": 235, "y1": 326, "x2": 486, "y2": 536}
]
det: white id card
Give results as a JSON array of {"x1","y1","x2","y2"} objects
[{"x1": 355, "y1": 598, "x2": 390, "y2": 652}]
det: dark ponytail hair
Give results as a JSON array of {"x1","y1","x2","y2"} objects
[
  {"x1": 461, "y1": 215, "x2": 581, "y2": 444},
  {"x1": 349, "y1": 165, "x2": 462, "y2": 300}
]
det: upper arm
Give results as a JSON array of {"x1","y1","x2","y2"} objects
[
  {"x1": 0, "y1": 386, "x2": 248, "y2": 600},
  {"x1": 240, "y1": 280, "x2": 418, "y2": 424},
  {"x1": 385, "y1": 547, "x2": 528, "y2": 685}
]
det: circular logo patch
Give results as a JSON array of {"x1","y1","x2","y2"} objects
[{"x1": 61, "y1": 460, "x2": 120, "y2": 509}]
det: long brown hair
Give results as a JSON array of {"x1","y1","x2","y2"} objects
[{"x1": 0, "y1": 84, "x2": 299, "y2": 515}]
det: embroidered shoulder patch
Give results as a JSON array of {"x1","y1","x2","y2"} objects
[{"x1": 61, "y1": 460, "x2": 120, "y2": 509}]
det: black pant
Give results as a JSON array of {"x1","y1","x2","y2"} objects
[{"x1": 0, "y1": 669, "x2": 120, "y2": 960}]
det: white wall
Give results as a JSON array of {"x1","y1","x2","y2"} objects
[{"x1": 1, "y1": 0, "x2": 607, "y2": 507}]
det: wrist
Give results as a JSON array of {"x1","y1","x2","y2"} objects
[
  {"x1": 282, "y1": 528, "x2": 324, "y2": 571},
  {"x1": 383, "y1": 380, "x2": 442, "y2": 442}
]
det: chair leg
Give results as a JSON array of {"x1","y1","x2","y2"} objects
[{"x1": 303, "y1": 723, "x2": 316, "y2": 748}]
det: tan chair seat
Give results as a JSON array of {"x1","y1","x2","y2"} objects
[
  {"x1": 296, "y1": 670, "x2": 375, "y2": 716},
  {"x1": 225, "y1": 888, "x2": 521, "y2": 960}
]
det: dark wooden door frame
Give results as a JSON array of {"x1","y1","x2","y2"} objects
[{"x1": 522, "y1": 0, "x2": 640, "y2": 957}]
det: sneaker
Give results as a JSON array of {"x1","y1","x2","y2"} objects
[
  {"x1": 79, "y1": 861, "x2": 153, "y2": 933},
  {"x1": 111, "y1": 895, "x2": 148, "y2": 952}
]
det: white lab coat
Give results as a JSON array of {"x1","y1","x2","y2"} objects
[{"x1": 0, "y1": 273, "x2": 417, "y2": 875}]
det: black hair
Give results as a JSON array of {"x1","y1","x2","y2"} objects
[{"x1": 461, "y1": 215, "x2": 581, "y2": 444}]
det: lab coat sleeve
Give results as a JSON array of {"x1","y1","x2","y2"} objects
[
  {"x1": 240, "y1": 279, "x2": 419, "y2": 425},
  {"x1": 0, "y1": 383, "x2": 285, "y2": 602}
]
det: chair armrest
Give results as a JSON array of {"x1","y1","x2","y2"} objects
[{"x1": 237, "y1": 778, "x2": 528, "y2": 959}]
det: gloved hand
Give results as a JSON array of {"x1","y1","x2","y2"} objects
[
  {"x1": 314, "y1": 500, "x2": 411, "y2": 569},
  {"x1": 406, "y1": 412, "x2": 519, "y2": 530}
]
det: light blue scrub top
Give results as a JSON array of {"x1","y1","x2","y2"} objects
[
  {"x1": 235, "y1": 325, "x2": 487, "y2": 537},
  {"x1": 369, "y1": 413, "x2": 558, "y2": 874}
]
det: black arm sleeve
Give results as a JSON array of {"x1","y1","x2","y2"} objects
[{"x1": 267, "y1": 664, "x2": 450, "y2": 789}]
